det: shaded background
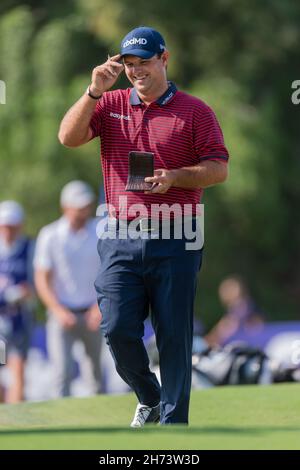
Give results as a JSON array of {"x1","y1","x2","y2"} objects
[{"x1": 0, "y1": 0, "x2": 299, "y2": 330}]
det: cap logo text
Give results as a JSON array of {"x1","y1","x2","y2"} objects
[{"x1": 123, "y1": 37, "x2": 148, "y2": 48}]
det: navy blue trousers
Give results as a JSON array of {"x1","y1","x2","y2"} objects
[{"x1": 95, "y1": 227, "x2": 203, "y2": 424}]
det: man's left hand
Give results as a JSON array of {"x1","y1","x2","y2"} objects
[{"x1": 144, "y1": 169, "x2": 175, "y2": 194}]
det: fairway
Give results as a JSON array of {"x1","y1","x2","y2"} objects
[{"x1": 0, "y1": 383, "x2": 300, "y2": 450}]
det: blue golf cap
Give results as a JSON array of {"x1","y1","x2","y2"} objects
[{"x1": 120, "y1": 26, "x2": 166, "y2": 59}]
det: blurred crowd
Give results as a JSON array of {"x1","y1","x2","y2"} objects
[{"x1": 0, "y1": 181, "x2": 130, "y2": 403}]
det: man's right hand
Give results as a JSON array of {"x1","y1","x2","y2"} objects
[
  {"x1": 90, "y1": 54, "x2": 124, "y2": 96},
  {"x1": 53, "y1": 305, "x2": 77, "y2": 329}
]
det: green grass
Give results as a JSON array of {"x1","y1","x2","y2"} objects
[{"x1": 0, "y1": 383, "x2": 300, "y2": 450}]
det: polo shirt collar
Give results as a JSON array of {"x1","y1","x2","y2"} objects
[{"x1": 129, "y1": 81, "x2": 177, "y2": 107}]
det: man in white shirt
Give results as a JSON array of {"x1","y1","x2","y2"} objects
[{"x1": 34, "y1": 181, "x2": 102, "y2": 397}]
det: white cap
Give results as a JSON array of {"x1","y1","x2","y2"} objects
[
  {"x1": 0, "y1": 200, "x2": 24, "y2": 226},
  {"x1": 60, "y1": 180, "x2": 95, "y2": 209}
]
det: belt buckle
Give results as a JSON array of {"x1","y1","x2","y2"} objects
[{"x1": 139, "y1": 218, "x2": 154, "y2": 232}]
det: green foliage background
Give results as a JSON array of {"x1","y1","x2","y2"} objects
[{"x1": 0, "y1": 0, "x2": 299, "y2": 329}]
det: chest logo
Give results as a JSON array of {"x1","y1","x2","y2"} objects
[{"x1": 110, "y1": 112, "x2": 131, "y2": 121}]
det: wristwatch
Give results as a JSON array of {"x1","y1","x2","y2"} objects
[{"x1": 86, "y1": 85, "x2": 102, "y2": 100}]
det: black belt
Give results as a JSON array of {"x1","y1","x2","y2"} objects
[
  {"x1": 65, "y1": 306, "x2": 91, "y2": 314},
  {"x1": 108, "y1": 216, "x2": 198, "y2": 232}
]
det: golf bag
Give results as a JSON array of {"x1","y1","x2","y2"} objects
[
  {"x1": 146, "y1": 335, "x2": 300, "y2": 388},
  {"x1": 192, "y1": 341, "x2": 300, "y2": 388}
]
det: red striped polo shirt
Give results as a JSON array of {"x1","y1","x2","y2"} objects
[{"x1": 89, "y1": 82, "x2": 229, "y2": 219}]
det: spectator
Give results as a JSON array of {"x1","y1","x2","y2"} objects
[
  {"x1": 0, "y1": 201, "x2": 35, "y2": 403},
  {"x1": 34, "y1": 181, "x2": 102, "y2": 397},
  {"x1": 205, "y1": 275, "x2": 264, "y2": 346}
]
